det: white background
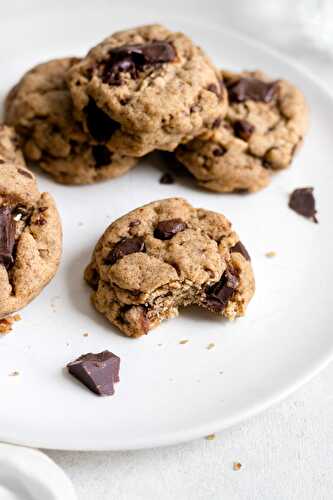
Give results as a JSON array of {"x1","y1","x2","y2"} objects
[{"x1": 4, "y1": 1, "x2": 333, "y2": 498}]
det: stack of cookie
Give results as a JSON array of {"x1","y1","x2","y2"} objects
[
  {"x1": 5, "y1": 23, "x2": 308, "y2": 192},
  {"x1": 1, "y1": 23, "x2": 310, "y2": 336}
]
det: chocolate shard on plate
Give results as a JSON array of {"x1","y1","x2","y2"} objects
[
  {"x1": 227, "y1": 77, "x2": 278, "y2": 103},
  {"x1": 231, "y1": 241, "x2": 251, "y2": 261},
  {"x1": 289, "y1": 187, "x2": 318, "y2": 223},
  {"x1": 0, "y1": 207, "x2": 16, "y2": 269},
  {"x1": 159, "y1": 172, "x2": 175, "y2": 184},
  {"x1": 67, "y1": 350, "x2": 120, "y2": 396},
  {"x1": 102, "y1": 41, "x2": 176, "y2": 85},
  {"x1": 233, "y1": 120, "x2": 255, "y2": 141},
  {"x1": 154, "y1": 218, "x2": 187, "y2": 240},
  {"x1": 106, "y1": 236, "x2": 145, "y2": 264},
  {"x1": 205, "y1": 269, "x2": 239, "y2": 311}
]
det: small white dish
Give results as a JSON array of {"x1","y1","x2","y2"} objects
[{"x1": 0, "y1": 443, "x2": 76, "y2": 500}]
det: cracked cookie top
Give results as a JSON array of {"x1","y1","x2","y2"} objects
[{"x1": 67, "y1": 24, "x2": 228, "y2": 156}]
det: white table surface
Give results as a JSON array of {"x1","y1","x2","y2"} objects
[{"x1": 5, "y1": 1, "x2": 333, "y2": 498}]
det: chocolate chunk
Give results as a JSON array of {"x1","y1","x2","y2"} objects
[
  {"x1": 129, "y1": 219, "x2": 141, "y2": 228},
  {"x1": 233, "y1": 120, "x2": 255, "y2": 141},
  {"x1": 207, "y1": 83, "x2": 220, "y2": 97},
  {"x1": 205, "y1": 269, "x2": 239, "y2": 311},
  {"x1": 85, "y1": 99, "x2": 120, "y2": 142},
  {"x1": 227, "y1": 78, "x2": 278, "y2": 103},
  {"x1": 92, "y1": 145, "x2": 112, "y2": 168},
  {"x1": 34, "y1": 216, "x2": 47, "y2": 226},
  {"x1": 67, "y1": 350, "x2": 120, "y2": 396},
  {"x1": 17, "y1": 168, "x2": 33, "y2": 179},
  {"x1": 106, "y1": 236, "x2": 145, "y2": 264},
  {"x1": 231, "y1": 241, "x2": 251, "y2": 261},
  {"x1": 154, "y1": 219, "x2": 187, "y2": 240},
  {"x1": 159, "y1": 172, "x2": 175, "y2": 184},
  {"x1": 289, "y1": 187, "x2": 318, "y2": 223},
  {"x1": 101, "y1": 41, "x2": 176, "y2": 85},
  {"x1": 212, "y1": 117, "x2": 222, "y2": 129},
  {"x1": 0, "y1": 207, "x2": 16, "y2": 269},
  {"x1": 212, "y1": 146, "x2": 226, "y2": 157}
]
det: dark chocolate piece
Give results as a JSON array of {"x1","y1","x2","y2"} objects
[
  {"x1": 84, "y1": 99, "x2": 120, "y2": 142},
  {"x1": 233, "y1": 120, "x2": 255, "y2": 141},
  {"x1": 231, "y1": 241, "x2": 251, "y2": 261},
  {"x1": 67, "y1": 350, "x2": 120, "y2": 396},
  {"x1": 207, "y1": 83, "x2": 220, "y2": 97},
  {"x1": 17, "y1": 168, "x2": 33, "y2": 179},
  {"x1": 159, "y1": 172, "x2": 175, "y2": 184},
  {"x1": 101, "y1": 41, "x2": 176, "y2": 85},
  {"x1": 0, "y1": 207, "x2": 16, "y2": 269},
  {"x1": 205, "y1": 269, "x2": 239, "y2": 311},
  {"x1": 129, "y1": 219, "x2": 141, "y2": 228},
  {"x1": 227, "y1": 77, "x2": 278, "y2": 103},
  {"x1": 106, "y1": 236, "x2": 145, "y2": 264},
  {"x1": 212, "y1": 117, "x2": 223, "y2": 129},
  {"x1": 154, "y1": 219, "x2": 187, "y2": 240},
  {"x1": 92, "y1": 145, "x2": 113, "y2": 168},
  {"x1": 212, "y1": 146, "x2": 226, "y2": 157},
  {"x1": 289, "y1": 187, "x2": 318, "y2": 223}
]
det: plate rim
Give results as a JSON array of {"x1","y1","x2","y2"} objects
[{"x1": 1, "y1": 17, "x2": 333, "y2": 451}]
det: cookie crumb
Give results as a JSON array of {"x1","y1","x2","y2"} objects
[
  {"x1": 206, "y1": 434, "x2": 215, "y2": 441},
  {"x1": 206, "y1": 342, "x2": 215, "y2": 350},
  {"x1": 233, "y1": 462, "x2": 242, "y2": 471},
  {"x1": 9, "y1": 371, "x2": 19, "y2": 377},
  {"x1": 83, "y1": 332, "x2": 89, "y2": 337},
  {"x1": 0, "y1": 314, "x2": 21, "y2": 334},
  {"x1": 219, "y1": 371, "x2": 224, "y2": 375},
  {"x1": 179, "y1": 339, "x2": 189, "y2": 345},
  {"x1": 265, "y1": 251, "x2": 276, "y2": 257}
]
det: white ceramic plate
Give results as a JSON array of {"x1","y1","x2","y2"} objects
[
  {"x1": 0, "y1": 2, "x2": 332, "y2": 451},
  {"x1": 0, "y1": 443, "x2": 77, "y2": 499}
]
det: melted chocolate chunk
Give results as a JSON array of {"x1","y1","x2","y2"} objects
[
  {"x1": 67, "y1": 350, "x2": 120, "y2": 396},
  {"x1": 212, "y1": 117, "x2": 223, "y2": 129},
  {"x1": 106, "y1": 236, "x2": 145, "y2": 264},
  {"x1": 207, "y1": 83, "x2": 220, "y2": 97},
  {"x1": 212, "y1": 146, "x2": 226, "y2": 157},
  {"x1": 231, "y1": 241, "x2": 251, "y2": 261},
  {"x1": 227, "y1": 78, "x2": 278, "y2": 103},
  {"x1": 233, "y1": 120, "x2": 255, "y2": 141},
  {"x1": 205, "y1": 269, "x2": 239, "y2": 311},
  {"x1": 159, "y1": 172, "x2": 175, "y2": 184},
  {"x1": 84, "y1": 99, "x2": 120, "y2": 142},
  {"x1": 154, "y1": 219, "x2": 187, "y2": 240},
  {"x1": 17, "y1": 168, "x2": 33, "y2": 179},
  {"x1": 101, "y1": 41, "x2": 176, "y2": 85},
  {"x1": 289, "y1": 187, "x2": 318, "y2": 223},
  {"x1": 92, "y1": 145, "x2": 113, "y2": 168},
  {"x1": 0, "y1": 207, "x2": 16, "y2": 269},
  {"x1": 129, "y1": 219, "x2": 141, "y2": 228}
]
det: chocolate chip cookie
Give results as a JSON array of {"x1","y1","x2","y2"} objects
[
  {"x1": 85, "y1": 198, "x2": 254, "y2": 337},
  {"x1": 67, "y1": 24, "x2": 228, "y2": 157},
  {"x1": 0, "y1": 126, "x2": 62, "y2": 316},
  {"x1": 5, "y1": 58, "x2": 137, "y2": 185},
  {"x1": 176, "y1": 70, "x2": 309, "y2": 193}
]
